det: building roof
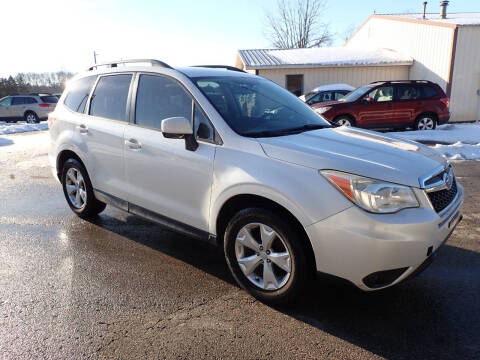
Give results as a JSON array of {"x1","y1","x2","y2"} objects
[
  {"x1": 238, "y1": 47, "x2": 413, "y2": 70},
  {"x1": 378, "y1": 12, "x2": 480, "y2": 26}
]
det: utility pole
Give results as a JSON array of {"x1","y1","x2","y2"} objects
[{"x1": 93, "y1": 51, "x2": 99, "y2": 64}]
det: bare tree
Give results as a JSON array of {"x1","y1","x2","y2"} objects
[
  {"x1": 265, "y1": 0, "x2": 332, "y2": 49},
  {"x1": 342, "y1": 23, "x2": 357, "y2": 43}
]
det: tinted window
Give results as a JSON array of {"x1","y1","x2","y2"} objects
[
  {"x1": 11, "y1": 97, "x2": 25, "y2": 105},
  {"x1": 366, "y1": 86, "x2": 393, "y2": 102},
  {"x1": 40, "y1": 96, "x2": 58, "y2": 103},
  {"x1": 340, "y1": 85, "x2": 372, "y2": 102},
  {"x1": 90, "y1": 74, "x2": 132, "y2": 121},
  {"x1": 65, "y1": 76, "x2": 97, "y2": 113},
  {"x1": 194, "y1": 104, "x2": 213, "y2": 141},
  {"x1": 420, "y1": 85, "x2": 439, "y2": 99},
  {"x1": 25, "y1": 97, "x2": 37, "y2": 104},
  {"x1": 194, "y1": 76, "x2": 330, "y2": 137},
  {"x1": 396, "y1": 85, "x2": 421, "y2": 100},
  {"x1": 135, "y1": 74, "x2": 192, "y2": 130}
]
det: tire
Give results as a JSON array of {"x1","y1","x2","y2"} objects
[
  {"x1": 414, "y1": 115, "x2": 437, "y2": 130},
  {"x1": 24, "y1": 112, "x2": 39, "y2": 124},
  {"x1": 61, "y1": 159, "x2": 106, "y2": 219},
  {"x1": 224, "y1": 208, "x2": 308, "y2": 304},
  {"x1": 334, "y1": 115, "x2": 354, "y2": 127}
]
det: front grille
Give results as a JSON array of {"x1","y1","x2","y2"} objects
[{"x1": 427, "y1": 180, "x2": 457, "y2": 213}]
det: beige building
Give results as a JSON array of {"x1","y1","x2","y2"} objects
[
  {"x1": 346, "y1": 13, "x2": 480, "y2": 122},
  {"x1": 236, "y1": 12, "x2": 480, "y2": 122}
]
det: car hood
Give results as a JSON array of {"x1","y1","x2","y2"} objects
[
  {"x1": 311, "y1": 100, "x2": 342, "y2": 109},
  {"x1": 258, "y1": 127, "x2": 447, "y2": 187}
]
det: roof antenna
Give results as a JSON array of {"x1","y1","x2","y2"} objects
[{"x1": 423, "y1": 2, "x2": 428, "y2": 19}]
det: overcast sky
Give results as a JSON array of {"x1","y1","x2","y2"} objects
[{"x1": 0, "y1": 0, "x2": 476, "y2": 76}]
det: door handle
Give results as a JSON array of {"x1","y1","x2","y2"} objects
[
  {"x1": 125, "y1": 138, "x2": 142, "y2": 150},
  {"x1": 77, "y1": 124, "x2": 88, "y2": 134}
]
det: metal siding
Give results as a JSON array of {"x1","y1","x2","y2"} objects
[
  {"x1": 450, "y1": 27, "x2": 480, "y2": 121},
  {"x1": 347, "y1": 17, "x2": 453, "y2": 93},
  {"x1": 258, "y1": 66, "x2": 409, "y2": 93}
]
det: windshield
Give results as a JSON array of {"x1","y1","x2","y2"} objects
[
  {"x1": 193, "y1": 76, "x2": 331, "y2": 137},
  {"x1": 339, "y1": 85, "x2": 372, "y2": 102}
]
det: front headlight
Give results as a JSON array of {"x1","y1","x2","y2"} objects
[
  {"x1": 320, "y1": 170, "x2": 419, "y2": 213},
  {"x1": 315, "y1": 106, "x2": 331, "y2": 114}
]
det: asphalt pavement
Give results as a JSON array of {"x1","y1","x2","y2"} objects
[{"x1": 0, "y1": 131, "x2": 479, "y2": 359}]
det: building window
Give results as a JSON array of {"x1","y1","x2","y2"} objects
[{"x1": 286, "y1": 74, "x2": 303, "y2": 97}]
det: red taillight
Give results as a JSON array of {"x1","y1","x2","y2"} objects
[
  {"x1": 48, "y1": 114, "x2": 56, "y2": 129},
  {"x1": 39, "y1": 103, "x2": 51, "y2": 108},
  {"x1": 440, "y1": 97, "x2": 450, "y2": 108}
]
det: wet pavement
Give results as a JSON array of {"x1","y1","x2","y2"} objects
[{"x1": 0, "y1": 131, "x2": 479, "y2": 359}]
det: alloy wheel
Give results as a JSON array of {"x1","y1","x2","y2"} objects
[
  {"x1": 65, "y1": 168, "x2": 87, "y2": 209},
  {"x1": 26, "y1": 114, "x2": 37, "y2": 124},
  {"x1": 337, "y1": 118, "x2": 351, "y2": 126},
  {"x1": 235, "y1": 223, "x2": 291, "y2": 291},
  {"x1": 417, "y1": 117, "x2": 435, "y2": 130}
]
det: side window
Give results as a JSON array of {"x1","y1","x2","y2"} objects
[
  {"x1": 135, "y1": 74, "x2": 192, "y2": 130},
  {"x1": 366, "y1": 86, "x2": 393, "y2": 102},
  {"x1": 25, "y1": 97, "x2": 37, "y2": 104},
  {"x1": 321, "y1": 92, "x2": 332, "y2": 102},
  {"x1": 194, "y1": 104, "x2": 214, "y2": 142},
  {"x1": 64, "y1": 76, "x2": 97, "y2": 113},
  {"x1": 306, "y1": 93, "x2": 321, "y2": 105},
  {"x1": 396, "y1": 85, "x2": 420, "y2": 100},
  {"x1": 11, "y1": 97, "x2": 25, "y2": 105},
  {"x1": 420, "y1": 86, "x2": 439, "y2": 99},
  {"x1": 334, "y1": 91, "x2": 348, "y2": 100},
  {"x1": 90, "y1": 74, "x2": 132, "y2": 121},
  {"x1": 0, "y1": 97, "x2": 12, "y2": 106}
]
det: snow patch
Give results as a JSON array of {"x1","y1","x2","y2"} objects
[
  {"x1": 388, "y1": 123, "x2": 480, "y2": 160},
  {"x1": 0, "y1": 122, "x2": 48, "y2": 135}
]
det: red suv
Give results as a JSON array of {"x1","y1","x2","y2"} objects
[{"x1": 311, "y1": 80, "x2": 450, "y2": 130}]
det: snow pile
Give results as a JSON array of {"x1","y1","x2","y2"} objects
[
  {"x1": 389, "y1": 123, "x2": 480, "y2": 160},
  {"x1": 432, "y1": 142, "x2": 480, "y2": 161},
  {"x1": 0, "y1": 122, "x2": 48, "y2": 135},
  {"x1": 390, "y1": 13, "x2": 480, "y2": 26}
]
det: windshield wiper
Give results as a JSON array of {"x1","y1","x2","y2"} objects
[{"x1": 242, "y1": 124, "x2": 331, "y2": 138}]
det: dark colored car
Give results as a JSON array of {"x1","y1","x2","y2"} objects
[{"x1": 312, "y1": 80, "x2": 450, "y2": 130}]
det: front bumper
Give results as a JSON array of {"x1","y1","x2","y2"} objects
[{"x1": 305, "y1": 183, "x2": 463, "y2": 291}]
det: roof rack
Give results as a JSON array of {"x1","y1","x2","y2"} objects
[
  {"x1": 87, "y1": 59, "x2": 173, "y2": 71},
  {"x1": 192, "y1": 65, "x2": 246, "y2": 73},
  {"x1": 369, "y1": 80, "x2": 434, "y2": 85}
]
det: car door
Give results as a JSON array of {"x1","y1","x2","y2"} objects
[
  {"x1": 0, "y1": 97, "x2": 12, "y2": 119},
  {"x1": 84, "y1": 73, "x2": 133, "y2": 201},
  {"x1": 124, "y1": 73, "x2": 216, "y2": 232},
  {"x1": 394, "y1": 84, "x2": 420, "y2": 126},
  {"x1": 10, "y1": 97, "x2": 26, "y2": 119},
  {"x1": 357, "y1": 86, "x2": 396, "y2": 127}
]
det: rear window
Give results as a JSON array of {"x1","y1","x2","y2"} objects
[
  {"x1": 420, "y1": 85, "x2": 439, "y2": 99},
  {"x1": 89, "y1": 74, "x2": 132, "y2": 121},
  {"x1": 40, "y1": 96, "x2": 58, "y2": 103},
  {"x1": 64, "y1": 76, "x2": 97, "y2": 113}
]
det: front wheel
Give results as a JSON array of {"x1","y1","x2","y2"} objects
[
  {"x1": 414, "y1": 115, "x2": 437, "y2": 130},
  {"x1": 334, "y1": 116, "x2": 353, "y2": 127},
  {"x1": 224, "y1": 208, "x2": 308, "y2": 304},
  {"x1": 61, "y1": 159, "x2": 106, "y2": 219}
]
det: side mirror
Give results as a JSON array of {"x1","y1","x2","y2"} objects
[
  {"x1": 364, "y1": 97, "x2": 374, "y2": 103},
  {"x1": 161, "y1": 116, "x2": 198, "y2": 151}
]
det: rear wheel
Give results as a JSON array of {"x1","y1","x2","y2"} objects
[
  {"x1": 414, "y1": 115, "x2": 437, "y2": 130},
  {"x1": 224, "y1": 208, "x2": 308, "y2": 304},
  {"x1": 61, "y1": 159, "x2": 106, "y2": 218},
  {"x1": 24, "y1": 112, "x2": 39, "y2": 124},
  {"x1": 334, "y1": 115, "x2": 354, "y2": 127}
]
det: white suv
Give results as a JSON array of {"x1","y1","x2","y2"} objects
[{"x1": 49, "y1": 59, "x2": 463, "y2": 303}]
